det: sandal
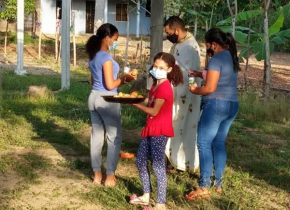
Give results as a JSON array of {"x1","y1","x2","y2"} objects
[
  {"x1": 185, "y1": 188, "x2": 211, "y2": 201},
  {"x1": 129, "y1": 194, "x2": 150, "y2": 206}
]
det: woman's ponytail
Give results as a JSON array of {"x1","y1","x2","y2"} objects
[
  {"x1": 226, "y1": 32, "x2": 241, "y2": 72},
  {"x1": 86, "y1": 35, "x2": 102, "y2": 60}
]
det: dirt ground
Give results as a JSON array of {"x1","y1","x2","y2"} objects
[{"x1": 0, "y1": 36, "x2": 290, "y2": 209}]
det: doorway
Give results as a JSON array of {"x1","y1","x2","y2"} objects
[{"x1": 86, "y1": 1, "x2": 95, "y2": 33}]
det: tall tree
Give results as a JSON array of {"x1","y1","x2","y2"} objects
[
  {"x1": 227, "y1": 0, "x2": 238, "y2": 37},
  {"x1": 263, "y1": 0, "x2": 271, "y2": 96}
]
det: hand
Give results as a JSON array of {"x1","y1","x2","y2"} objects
[
  {"x1": 125, "y1": 71, "x2": 137, "y2": 82},
  {"x1": 188, "y1": 70, "x2": 202, "y2": 78},
  {"x1": 189, "y1": 83, "x2": 198, "y2": 93}
]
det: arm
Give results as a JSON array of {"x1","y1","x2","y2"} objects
[
  {"x1": 132, "y1": 99, "x2": 165, "y2": 117},
  {"x1": 103, "y1": 60, "x2": 136, "y2": 90},
  {"x1": 189, "y1": 70, "x2": 219, "y2": 95}
]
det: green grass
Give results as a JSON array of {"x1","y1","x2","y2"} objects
[{"x1": 0, "y1": 71, "x2": 289, "y2": 209}]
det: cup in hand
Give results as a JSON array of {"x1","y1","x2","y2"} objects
[{"x1": 124, "y1": 66, "x2": 130, "y2": 74}]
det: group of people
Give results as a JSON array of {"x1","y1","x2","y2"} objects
[{"x1": 85, "y1": 15, "x2": 240, "y2": 210}]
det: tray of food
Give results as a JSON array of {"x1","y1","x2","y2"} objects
[{"x1": 102, "y1": 91, "x2": 145, "y2": 104}]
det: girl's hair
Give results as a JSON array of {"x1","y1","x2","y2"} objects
[
  {"x1": 85, "y1": 23, "x2": 118, "y2": 60},
  {"x1": 205, "y1": 28, "x2": 241, "y2": 72},
  {"x1": 150, "y1": 52, "x2": 184, "y2": 87}
]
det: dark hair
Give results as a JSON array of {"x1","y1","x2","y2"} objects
[
  {"x1": 85, "y1": 23, "x2": 118, "y2": 60},
  {"x1": 205, "y1": 28, "x2": 241, "y2": 72},
  {"x1": 150, "y1": 52, "x2": 184, "y2": 87},
  {"x1": 164, "y1": 16, "x2": 186, "y2": 31}
]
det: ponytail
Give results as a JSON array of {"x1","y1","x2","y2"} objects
[
  {"x1": 86, "y1": 35, "x2": 102, "y2": 60},
  {"x1": 226, "y1": 33, "x2": 241, "y2": 72},
  {"x1": 168, "y1": 64, "x2": 183, "y2": 87}
]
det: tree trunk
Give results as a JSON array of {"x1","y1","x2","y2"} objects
[
  {"x1": 209, "y1": 7, "x2": 214, "y2": 29},
  {"x1": 4, "y1": 21, "x2": 8, "y2": 57},
  {"x1": 149, "y1": 0, "x2": 164, "y2": 63},
  {"x1": 227, "y1": 0, "x2": 237, "y2": 37},
  {"x1": 264, "y1": 0, "x2": 271, "y2": 97},
  {"x1": 125, "y1": 0, "x2": 130, "y2": 67},
  {"x1": 194, "y1": 16, "x2": 198, "y2": 37},
  {"x1": 38, "y1": 22, "x2": 42, "y2": 59},
  {"x1": 244, "y1": 19, "x2": 253, "y2": 91}
]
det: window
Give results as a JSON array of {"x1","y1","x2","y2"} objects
[
  {"x1": 116, "y1": 3, "x2": 127, "y2": 21},
  {"x1": 146, "y1": 0, "x2": 151, "y2": 17}
]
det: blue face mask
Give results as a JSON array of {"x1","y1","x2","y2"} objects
[
  {"x1": 109, "y1": 41, "x2": 118, "y2": 51},
  {"x1": 149, "y1": 68, "x2": 168, "y2": 79}
]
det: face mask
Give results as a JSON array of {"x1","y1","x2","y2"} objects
[
  {"x1": 206, "y1": 44, "x2": 214, "y2": 57},
  {"x1": 109, "y1": 41, "x2": 118, "y2": 51},
  {"x1": 167, "y1": 31, "x2": 178, "y2": 44},
  {"x1": 150, "y1": 68, "x2": 168, "y2": 79}
]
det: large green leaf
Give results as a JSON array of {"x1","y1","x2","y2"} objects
[
  {"x1": 275, "y1": 29, "x2": 290, "y2": 40},
  {"x1": 283, "y1": 2, "x2": 290, "y2": 18},
  {"x1": 235, "y1": 31, "x2": 248, "y2": 45},
  {"x1": 268, "y1": 13, "x2": 284, "y2": 36},
  {"x1": 251, "y1": 41, "x2": 274, "y2": 61},
  {"x1": 239, "y1": 47, "x2": 251, "y2": 59},
  {"x1": 216, "y1": 10, "x2": 263, "y2": 26},
  {"x1": 271, "y1": 36, "x2": 283, "y2": 45}
]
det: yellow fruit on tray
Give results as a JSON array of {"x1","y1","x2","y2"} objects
[{"x1": 131, "y1": 69, "x2": 138, "y2": 76}]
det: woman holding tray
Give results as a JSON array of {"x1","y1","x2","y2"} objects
[{"x1": 85, "y1": 23, "x2": 136, "y2": 187}]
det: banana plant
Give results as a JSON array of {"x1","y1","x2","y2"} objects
[{"x1": 217, "y1": 2, "x2": 290, "y2": 61}]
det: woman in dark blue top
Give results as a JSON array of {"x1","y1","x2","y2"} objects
[{"x1": 186, "y1": 28, "x2": 240, "y2": 200}]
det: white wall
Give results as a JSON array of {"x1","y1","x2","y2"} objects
[
  {"x1": 41, "y1": 0, "x2": 56, "y2": 34},
  {"x1": 72, "y1": 0, "x2": 86, "y2": 34}
]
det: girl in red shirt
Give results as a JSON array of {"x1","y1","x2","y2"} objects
[{"x1": 129, "y1": 52, "x2": 183, "y2": 210}]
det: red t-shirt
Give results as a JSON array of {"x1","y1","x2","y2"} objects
[{"x1": 141, "y1": 80, "x2": 174, "y2": 138}]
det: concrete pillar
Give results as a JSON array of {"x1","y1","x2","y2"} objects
[
  {"x1": 104, "y1": 0, "x2": 108, "y2": 23},
  {"x1": 61, "y1": 0, "x2": 71, "y2": 89},
  {"x1": 136, "y1": 0, "x2": 140, "y2": 38},
  {"x1": 149, "y1": 0, "x2": 164, "y2": 63},
  {"x1": 15, "y1": 0, "x2": 27, "y2": 75}
]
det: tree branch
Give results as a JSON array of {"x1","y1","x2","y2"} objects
[{"x1": 227, "y1": 0, "x2": 234, "y2": 17}]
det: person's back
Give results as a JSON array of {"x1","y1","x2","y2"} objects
[{"x1": 204, "y1": 50, "x2": 238, "y2": 101}]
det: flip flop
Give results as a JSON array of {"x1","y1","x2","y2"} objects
[
  {"x1": 120, "y1": 152, "x2": 135, "y2": 159},
  {"x1": 185, "y1": 188, "x2": 211, "y2": 201},
  {"x1": 129, "y1": 194, "x2": 150, "y2": 206}
]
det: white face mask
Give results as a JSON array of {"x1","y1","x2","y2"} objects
[{"x1": 149, "y1": 68, "x2": 168, "y2": 79}]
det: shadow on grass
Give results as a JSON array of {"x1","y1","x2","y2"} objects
[{"x1": 227, "y1": 119, "x2": 290, "y2": 194}]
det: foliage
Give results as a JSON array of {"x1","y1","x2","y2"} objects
[
  {"x1": 0, "y1": 0, "x2": 35, "y2": 22},
  {"x1": 217, "y1": 2, "x2": 290, "y2": 61}
]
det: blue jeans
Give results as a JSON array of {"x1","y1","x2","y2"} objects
[{"x1": 197, "y1": 98, "x2": 239, "y2": 188}]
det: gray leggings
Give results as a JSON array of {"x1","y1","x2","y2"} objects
[{"x1": 88, "y1": 90, "x2": 122, "y2": 175}]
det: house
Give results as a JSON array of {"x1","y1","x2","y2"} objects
[{"x1": 40, "y1": 0, "x2": 151, "y2": 36}]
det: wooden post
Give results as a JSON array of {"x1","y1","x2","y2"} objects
[{"x1": 149, "y1": 0, "x2": 164, "y2": 63}]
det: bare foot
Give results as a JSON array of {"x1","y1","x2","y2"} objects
[
  {"x1": 92, "y1": 171, "x2": 102, "y2": 185},
  {"x1": 154, "y1": 203, "x2": 166, "y2": 210},
  {"x1": 104, "y1": 174, "x2": 117, "y2": 187}
]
